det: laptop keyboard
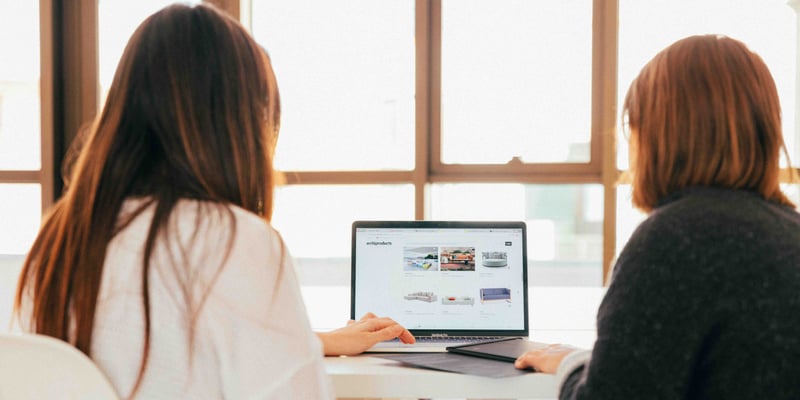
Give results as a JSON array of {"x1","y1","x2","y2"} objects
[
  {"x1": 387, "y1": 336, "x2": 498, "y2": 344},
  {"x1": 419, "y1": 336, "x2": 495, "y2": 342},
  {"x1": 367, "y1": 336, "x2": 517, "y2": 352}
]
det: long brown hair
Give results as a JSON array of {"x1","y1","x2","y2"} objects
[
  {"x1": 623, "y1": 34, "x2": 792, "y2": 212},
  {"x1": 15, "y1": 3, "x2": 280, "y2": 394}
]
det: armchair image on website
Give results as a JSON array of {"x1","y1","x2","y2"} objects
[{"x1": 481, "y1": 251, "x2": 508, "y2": 268}]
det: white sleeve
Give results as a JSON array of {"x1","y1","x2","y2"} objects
[{"x1": 196, "y1": 219, "x2": 334, "y2": 400}]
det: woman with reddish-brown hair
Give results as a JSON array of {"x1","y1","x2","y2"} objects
[
  {"x1": 14, "y1": 3, "x2": 411, "y2": 399},
  {"x1": 515, "y1": 35, "x2": 800, "y2": 399}
]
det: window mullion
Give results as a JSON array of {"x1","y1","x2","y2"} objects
[
  {"x1": 56, "y1": 1, "x2": 98, "y2": 198},
  {"x1": 39, "y1": 0, "x2": 55, "y2": 211},
  {"x1": 417, "y1": 0, "x2": 438, "y2": 220},
  {"x1": 597, "y1": 0, "x2": 619, "y2": 285}
]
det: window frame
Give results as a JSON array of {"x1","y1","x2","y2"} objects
[
  {"x1": 256, "y1": 0, "x2": 621, "y2": 282},
  {"x1": 29, "y1": 0, "x2": 800, "y2": 285}
]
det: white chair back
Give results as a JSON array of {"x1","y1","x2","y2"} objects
[{"x1": 0, "y1": 333, "x2": 119, "y2": 400}]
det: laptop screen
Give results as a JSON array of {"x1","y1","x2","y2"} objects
[{"x1": 351, "y1": 221, "x2": 528, "y2": 337}]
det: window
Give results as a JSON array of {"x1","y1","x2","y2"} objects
[
  {"x1": 440, "y1": 1, "x2": 593, "y2": 165},
  {"x1": 617, "y1": 0, "x2": 798, "y2": 169},
  {"x1": 4, "y1": 0, "x2": 799, "y2": 289},
  {"x1": 252, "y1": 1, "x2": 415, "y2": 171},
  {"x1": 249, "y1": 0, "x2": 800, "y2": 287},
  {"x1": 0, "y1": 1, "x2": 47, "y2": 255},
  {"x1": 251, "y1": 0, "x2": 612, "y2": 286}
]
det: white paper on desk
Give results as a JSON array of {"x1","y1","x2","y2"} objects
[{"x1": 376, "y1": 353, "x2": 532, "y2": 378}]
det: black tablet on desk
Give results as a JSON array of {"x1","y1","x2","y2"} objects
[{"x1": 446, "y1": 337, "x2": 543, "y2": 363}]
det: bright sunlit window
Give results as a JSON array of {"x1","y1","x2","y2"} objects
[
  {"x1": 2, "y1": 0, "x2": 800, "y2": 292},
  {"x1": 0, "y1": 2, "x2": 40, "y2": 171},
  {"x1": 251, "y1": 0, "x2": 416, "y2": 171},
  {"x1": 0, "y1": 1, "x2": 41, "y2": 255},
  {"x1": 441, "y1": 0, "x2": 593, "y2": 165},
  {"x1": 616, "y1": 0, "x2": 798, "y2": 170}
]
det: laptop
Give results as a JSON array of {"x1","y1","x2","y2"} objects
[{"x1": 351, "y1": 220, "x2": 529, "y2": 352}]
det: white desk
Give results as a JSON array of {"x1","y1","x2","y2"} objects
[
  {"x1": 325, "y1": 354, "x2": 557, "y2": 399},
  {"x1": 303, "y1": 286, "x2": 605, "y2": 400}
]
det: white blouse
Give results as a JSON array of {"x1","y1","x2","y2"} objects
[{"x1": 85, "y1": 199, "x2": 333, "y2": 399}]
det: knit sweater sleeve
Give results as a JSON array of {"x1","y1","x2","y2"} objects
[{"x1": 558, "y1": 210, "x2": 716, "y2": 399}]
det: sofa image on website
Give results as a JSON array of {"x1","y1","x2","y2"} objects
[
  {"x1": 404, "y1": 291, "x2": 438, "y2": 302},
  {"x1": 480, "y1": 288, "x2": 511, "y2": 303},
  {"x1": 441, "y1": 296, "x2": 475, "y2": 306}
]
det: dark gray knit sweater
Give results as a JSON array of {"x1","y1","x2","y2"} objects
[{"x1": 562, "y1": 187, "x2": 800, "y2": 399}]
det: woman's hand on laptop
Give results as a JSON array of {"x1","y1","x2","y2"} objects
[
  {"x1": 514, "y1": 342, "x2": 579, "y2": 373},
  {"x1": 317, "y1": 312, "x2": 416, "y2": 356}
]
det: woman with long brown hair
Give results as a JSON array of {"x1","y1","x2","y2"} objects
[
  {"x1": 515, "y1": 35, "x2": 800, "y2": 398},
  {"x1": 14, "y1": 3, "x2": 411, "y2": 398}
]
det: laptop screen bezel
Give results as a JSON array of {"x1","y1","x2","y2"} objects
[{"x1": 350, "y1": 220, "x2": 529, "y2": 337}]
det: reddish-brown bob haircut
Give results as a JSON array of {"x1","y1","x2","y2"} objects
[{"x1": 623, "y1": 34, "x2": 793, "y2": 212}]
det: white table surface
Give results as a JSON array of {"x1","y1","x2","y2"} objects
[{"x1": 325, "y1": 354, "x2": 558, "y2": 399}]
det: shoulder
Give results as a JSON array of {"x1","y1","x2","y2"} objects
[
  {"x1": 162, "y1": 200, "x2": 291, "y2": 287},
  {"x1": 653, "y1": 187, "x2": 800, "y2": 225},
  {"x1": 636, "y1": 187, "x2": 800, "y2": 245},
  {"x1": 615, "y1": 187, "x2": 800, "y2": 284},
  {"x1": 170, "y1": 199, "x2": 284, "y2": 250},
  {"x1": 168, "y1": 200, "x2": 296, "y2": 308}
]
